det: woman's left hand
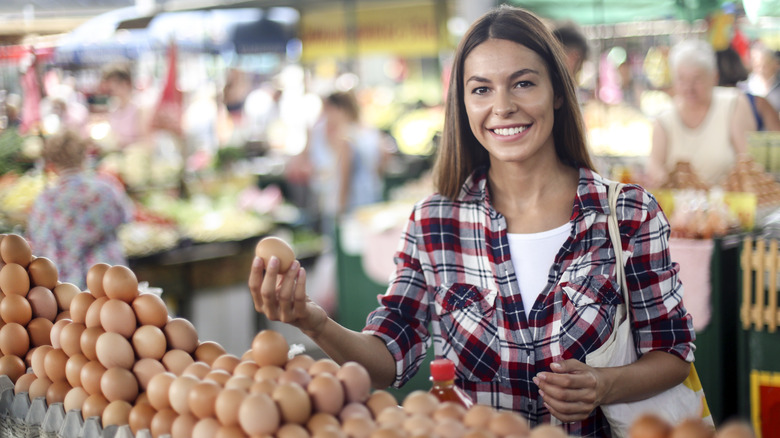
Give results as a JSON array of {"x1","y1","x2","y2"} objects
[{"x1": 533, "y1": 360, "x2": 609, "y2": 423}]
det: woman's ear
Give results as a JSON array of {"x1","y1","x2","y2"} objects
[{"x1": 555, "y1": 95, "x2": 564, "y2": 110}]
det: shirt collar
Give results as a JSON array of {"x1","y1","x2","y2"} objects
[{"x1": 456, "y1": 166, "x2": 613, "y2": 217}]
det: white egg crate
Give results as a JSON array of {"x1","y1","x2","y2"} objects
[{"x1": 0, "y1": 375, "x2": 158, "y2": 438}]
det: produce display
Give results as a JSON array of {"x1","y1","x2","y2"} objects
[
  {"x1": 0, "y1": 233, "x2": 748, "y2": 437},
  {"x1": 722, "y1": 156, "x2": 780, "y2": 207}
]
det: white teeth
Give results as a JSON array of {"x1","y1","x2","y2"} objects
[{"x1": 492, "y1": 126, "x2": 528, "y2": 136}]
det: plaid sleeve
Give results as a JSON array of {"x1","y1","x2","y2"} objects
[
  {"x1": 620, "y1": 186, "x2": 696, "y2": 362},
  {"x1": 362, "y1": 206, "x2": 433, "y2": 388}
]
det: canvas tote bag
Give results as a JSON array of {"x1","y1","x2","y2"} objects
[{"x1": 584, "y1": 181, "x2": 713, "y2": 437}]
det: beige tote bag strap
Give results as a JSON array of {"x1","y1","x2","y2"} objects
[{"x1": 607, "y1": 182, "x2": 629, "y2": 307}]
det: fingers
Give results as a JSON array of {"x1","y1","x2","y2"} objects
[
  {"x1": 278, "y1": 260, "x2": 301, "y2": 323},
  {"x1": 292, "y1": 266, "x2": 308, "y2": 320},
  {"x1": 534, "y1": 360, "x2": 600, "y2": 422},
  {"x1": 260, "y1": 256, "x2": 282, "y2": 320},
  {"x1": 248, "y1": 256, "x2": 265, "y2": 313}
]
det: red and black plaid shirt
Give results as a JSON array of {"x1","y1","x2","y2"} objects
[{"x1": 363, "y1": 167, "x2": 695, "y2": 437}]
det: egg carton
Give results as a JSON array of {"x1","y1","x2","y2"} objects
[{"x1": 0, "y1": 376, "x2": 159, "y2": 438}]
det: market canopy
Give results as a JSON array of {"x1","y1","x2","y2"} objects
[{"x1": 507, "y1": 0, "x2": 726, "y2": 24}]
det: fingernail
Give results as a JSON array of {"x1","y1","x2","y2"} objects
[
  {"x1": 536, "y1": 373, "x2": 546, "y2": 381},
  {"x1": 539, "y1": 390, "x2": 545, "y2": 397},
  {"x1": 252, "y1": 257, "x2": 262, "y2": 268},
  {"x1": 269, "y1": 256, "x2": 279, "y2": 268},
  {"x1": 551, "y1": 362, "x2": 562, "y2": 370},
  {"x1": 291, "y1": 260, "x2": 300, "y2": 271},
  {"x1": 532, "y1": 377, "x2": 539, "y2": 385}
]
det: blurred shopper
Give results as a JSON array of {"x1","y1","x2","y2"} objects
[
  {"x1": 27, "y1": 130, "x2": 133, "y2": 289},
  {"x1": 717, "y1": 46, "x2": 780, "y2": 131},
  {"x1": 553, "y1": 22, "x2": 592, "y2": 102},
  {"x1": 101, "y1": 64, "x2": 145, "y2": 149},
  {"x1": 747, "y1": 44, "x2": 780, "y2": 112},
  {"x1": 647, "y1": 39, "x2": 754, "y2": 187}
]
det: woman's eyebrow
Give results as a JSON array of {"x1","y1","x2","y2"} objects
[{"x1": 465, "y1": 68, "x2": 540, "y2": 84}]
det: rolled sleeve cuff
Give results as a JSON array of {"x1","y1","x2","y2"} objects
[{"x1": 363, "y1": 310, "x2": 431, "y2": 389}]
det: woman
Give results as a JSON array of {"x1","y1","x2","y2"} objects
[
  {"x1": 27, "y1": 130, "x2": 133, "y2": 289},
  {"x1": 716, "y1": 46, "x2": 780, "y2": 132},
  {"x1": 646, "y1": 39, "x2": 754, "y2": 188},
  {"x1": 249, "y1": 6, "x2": 694, "y2": 436}
]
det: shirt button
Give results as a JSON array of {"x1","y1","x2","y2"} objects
[{"x1": 527, "y1": 402, "x2": 535, "y2": 412}]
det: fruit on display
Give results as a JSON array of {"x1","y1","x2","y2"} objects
[{"x1": 0, "y1": 233, "x2": 737, "y2": 437}]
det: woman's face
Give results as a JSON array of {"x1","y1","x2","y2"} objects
[
  {"x1": 673, "y1": 62, "x2": 715, "y2": 106},
  {"x1": 463, "y1": 38, "x2": 561, "y2": 167}
]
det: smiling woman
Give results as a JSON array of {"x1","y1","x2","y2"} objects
[{"x1": 247, "y1": 6, "x2": 697, "y2": 437}]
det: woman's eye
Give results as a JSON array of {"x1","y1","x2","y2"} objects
[
  {"x1": 471, "y1": 86, "x2": 489, "y2": 95},
  {"x1": 515, "y1": 80, "x2": 533, "y2": 88}
]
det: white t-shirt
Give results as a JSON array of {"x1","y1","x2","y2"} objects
[{"x1": 507, "y1": 222, "x2": 571, "y2": 318}]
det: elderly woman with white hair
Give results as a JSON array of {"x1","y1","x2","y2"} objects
[{"x1": 646, "y1": 39, "x2": 755, "y2": 188}]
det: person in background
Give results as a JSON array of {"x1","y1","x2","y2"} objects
[
  {"x1": 250, "y1": 6, "x2": 694, "y2": 436},
  {"x1": 101, "y1": 64, "x2": 144, "y2": 149},
  {"x1": 747, "y1": 44, "x2": 780, "y2": 112},
  {"x1": 553, "y1": 22, "x2": 591, "y2": 102},
  {"x1": 27, "y1": 130, "x2": 133, "y2": 289},
  {"x1": 646, "y1": 39, "x2": 755, "y2": 188},
  {"x1": 717, "y1": 46, "x2": 780, "y2": 131}
]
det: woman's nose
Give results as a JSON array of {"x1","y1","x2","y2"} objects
[{"x1": 493, "y1": 93, "x2": 518, "y2": 117}]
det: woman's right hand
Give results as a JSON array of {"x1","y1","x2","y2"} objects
[{"x1": 248, "y1": 256, "x2": 327, "y2": 337}]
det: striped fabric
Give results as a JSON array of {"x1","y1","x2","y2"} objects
[{"x1": 363, "y1": 166, "x2": 695, "y2": 437}]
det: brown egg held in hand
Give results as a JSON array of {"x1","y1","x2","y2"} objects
[{"x1": 255, "y1": 236, "x2": 296, "y2": 273}]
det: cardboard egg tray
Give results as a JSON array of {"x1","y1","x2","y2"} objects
[{"x1": 0, "y1": 376, "x2": 157, "y2": 438}]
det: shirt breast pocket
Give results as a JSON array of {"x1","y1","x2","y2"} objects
[
  {"x1": 559, "y1": 275, "x2": 622, "y2": 358},
  {"x1": 433, "y1": 283, "x2": 501, "y2": 382}
]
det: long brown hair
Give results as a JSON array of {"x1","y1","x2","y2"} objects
[{"x1": 433, "y1": 5, "x2": 594, "y2": 199}]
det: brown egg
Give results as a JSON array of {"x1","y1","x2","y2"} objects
[
  {"x1": 255, "y1": 236, "x2": 296, "y2": 273},
  {"x1": 273, "y1": 381, "x2": 312, "y2": 424},
  {"x1": 31, "y1": 345, "x2": 53, "y2": 379},
  {"x1": 102, "y1": 265, "x2": 139, "y2": 302},
  {"x1": 26, "y1": 317, "x2": 53, "y2": 347},
  {"x1": 434, "y1": 417, "x2": 466, "y2": 438},
  {"x1": 339, "y1": 402, "x2": 372, "y2": 422},
  {"x1": 80, "y1": 326, "x2": 105, "y2": 361},
  {"x1": 489, "y1": 411, "x2": 531, "y2": 437},
  {"x1": 287, "y1": 354, "x2": 316, "y2": 371},
  {"x1": 133, "y1": 358, "x2": 166, "y2": 391},
  {"x1": 0, "y1": 322, "x2": 30, "y2": 357},
  {"x1": 49, "y1": 318, "x2": 70, "y2": 349},
  {"x1": 27, "y1": 286, "x2": 58, "y2": 321},
  {"x1": 233, "y1": 360, "x2": 260, "y2": 378},
  {"x1": 529, "y1": 424, "x2": 569, "y2": 438},
  {"x1": 86, "y1": 263, "x2": 111, "y2": 298},
  {"x1": 279, "y1": 366, "x2": 312, "y2": 388},
  {"x1": 277, "y1": 423, "x2": 312, "y2": 438},
  {"x1": 211, "y1": 353, "x2": 241, "y2": 373},
  {"x1": 463, "y1": 404, "x2": 495, "y2": 428},
  {"x1": 194, "y1": 341, "x2": 227, "y2": 366},
  {"x1": 15, "y1": 372, "x2": 37, "y2": 394},
  {"x1": 132, "y1": 325, "x2": 167, "y2": 360},
  {"x1": 69, "y1": 292, "x2": 96, "y2": 324},
  {"x1": 0, "y1": 354, "x2": 26, "y2": 383},
  {"x1": 101, "y1": 366, "x2": 139, "y2": 402},
  {"x1": 132, "y1": 293, "x2": 169, "y2": 328},
  {"x1": 670, "y1": 419, "x2": 715, "y2": 438},
  {"x1": 0, "y1": 293, "x2": 32, "y2": 325},
  {"x1": 172, "y1": 413, "x2": 198, "y2": 438},
  {"x1": 46, "y1": 380, "x2": 72, "y2": 405},
  {"x1": 192, "y1": 417, "x2": 221, "y2": 438},
  {"x1": 60, "y1": 321, "x2": 86, "y2": 357},
  {"x1": 370, "y1": 426, "x2": 405, "y2": 438},
  {"x1": 83, "y1": 393, "x2": 110, "y2": 420},
  {"x1": 164, "y1": 318, "x2": 199, "y2": 353},
  {"x1": 27, "y1": 257, "x2": 58, "y2": 289},
  {"x1": 0, "y1": 234, "x2": 32, "y2": 267},
  {"x1": 366, "y1": 390, "x2": 399, "y2": 419},
  {"x1": 128, "y1": 402, "x2": 157, "y2": 434},
  {"x1": 53, "y1": 282, "x2": 80, "y2": 311},
  {"x1": 136, "y1": 391, "x2": 149, "y2": 405},
  {"x1": 308, "y1": 372, "x2": 345, "y2": 415},
  {"x1": 101, "y1": 298, "x2": 137, "y2": 338},
  {"x1": 239, "y1": 392, "x2": 280, "y2": 436},
  {"x1": 255, "y1": 365, "x2": 284, "y2": 382},
  {"x1": 342, "y1": 416, "x2": 376, "y2": 438},
  {"x1": 95, "y1": 331, "x2": 135, "y2": 369},
  {"x1": 216, "y1": 425, "x2": 247, "y2": 438},
  {"x1": 29, "y1": 376, "x2": 53, "y2": 400},
  {"x1": 629, "y1": 413, "x2": 673, "y2": 438},
  {"x1": 715, "y1": 420, "x2": 755, "y2": 438},
  {"x1": 85, "y1": 296, "x2": 109, "y2": 328},
  {"x1": 65, "y1": 353, "x2": 89, "y2": 388},
  {"x1": 80, "y1": 360, "x2": 107, "y2": 395},
  {"x1": 252, "y1": 329, "x2": 289, "y2": 367},
  {"x1": 337, "y1": 361, "x2": 372, "y2": 403},
  {"x1": 204, "y1": 369, "x2": 231, "y2": 386},
  {"x1": 162, "y1": 348, "x2": 195, "y2": 375},
  {"x1": 102, "y1": 400, "x2": 133, "y2": 427},
  {"x1": 151, "y1": 408, "x2": 178, "y2": 438},
  {"x1": 402, "y1": 414, "x2": 435, "y2": 436},
  {"x1": 55, "y1": 310, "x2": 71, "y2": 322},
  {"x1": 44, "y1": 347, "x2": 69, "y2": 381},
  {"x1": 0, "y1": 263, "x2": 30, "y2": 296},
  {"x1": 183, "y1": 361, "x2": 211, "y2": 379},
  {"x1": 309, "y1": 358, "x2": 341, "y2": 376},
  {"x1": 250, "y1": 378, "x2": 277, "y2": 395},
  {"x1": 169, "y1": 374, "x2": 200, "y2": 415},
  {"x1": 376, "y1": 405, "x2": 406, "y2": 428},
  {"x1": 225, "y1": 375, "x2": 253, "y2": 391},
  {"x1": 402, "y1": 390, "x2": 439, "y2": 416},
  {"x1": 215, "y1": 387, "x2": 246, "y2": 426},
  {"x1": 146, "y1": 371, "x2": 176, "y2": 411},
  {"x1": 307, "y1": 412, "x2": 340, "y2": 434},
  {"x1": 188, "y1": 380, "x2": 221, "y2": 419},
  {"x1": 63, "y1": 386, "x2": 90, "y2": 412}
]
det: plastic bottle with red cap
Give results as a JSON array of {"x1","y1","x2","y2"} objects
[{"x1": 429, "y1": 358, "x2": 474, "y2": 409}]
